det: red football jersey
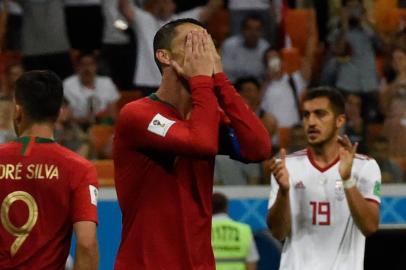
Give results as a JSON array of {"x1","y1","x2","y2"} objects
[
  {"x1": 0, "y1": 137, "x2": 98, "y2": 270},
  {"x1": 113, "y1": 74, "x2": 271, "y2": 270}
]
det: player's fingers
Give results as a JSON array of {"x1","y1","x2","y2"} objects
[
  {"x1": 170, "y1": 60, "x2": 184, "y2": 76},
  {"x1": 192, "y1": 31, "x2": 199, "y2": 54},
  {"x1": 201, "y1": 31, "x2": 209, "y2": 53},
  {"x1": 280, "y1": 148, "x2": 286, "y2": 164},
  {"x1": 352, "y1": 142, "x2": 359, "y2": 154},
  {"x1": 184, "y1": 32, "x2": 193, "y2": 62}
]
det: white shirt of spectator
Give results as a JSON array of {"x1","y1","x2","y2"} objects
[
  {"x1": 212, "y1": 213, "x2": 260, "y2": 263},
  {"x1": 63, "y1": 75, "x2": 120, "y2": 119},
  {"x1": 228, "y1": 0, "x2": 270, "y2": 10},
  {"x1": 221, "y1": 35, "x2": 269, "y2": 82},
  {"x1": 132, "y1": 6, "x2": 202, "y2": 87},
  {"x1": 261, "y1": 71, "x2": 306, "y2": 128},
  {"x1": 268, "y1": 150, "x2": 382, "y2": 270}
]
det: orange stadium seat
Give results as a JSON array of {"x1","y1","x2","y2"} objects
[
  {"x1": 373, "y1": 0, "x2": 400, "y2": 33},
  {"x1": 88, "y1": 124, "x2": 114, "y2": 156},
  {"x1": 93, "y1": 159, "x2": 114, "y2": 186},
  {"x1": 207, "y1": 8, "x2": 230, "y2": 47},
  {"x1": 284, "y1": 9, "x2": 318, "y2": 56}
]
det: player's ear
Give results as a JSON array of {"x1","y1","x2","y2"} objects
[
  {"x1": 155, "y1": 49, "x2": 171, "y2": 67},
  {"x1": 336, "y1": 113, "x2": 346, "y2": 129},
  {"x1": 14, "y1": 104, "x2": 22, "y2": 122}
]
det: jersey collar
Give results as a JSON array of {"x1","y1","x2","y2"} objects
[
  {"x1": 307, "y1": 148, "x2": 340, "y2": 173},
  {"x1": 15, "y1": 136, "x2": 55, "y2": 156}
]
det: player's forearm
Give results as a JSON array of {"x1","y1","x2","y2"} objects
[
  {"x1": 267, "y1": 190, "x2": 291, "y2": 241},
  {"x1": 213, "y1": 73, "x2": 271, "y2": 161},
  {"x1": 345, "y1": 186, "x2": 379, "y2": 236},
  {"x1": 73, "y1": 241, "x2": 99, "y2": 270}
]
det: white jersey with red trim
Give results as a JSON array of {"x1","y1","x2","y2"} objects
[{"x1": 268, "y1": 149, "x2": 381, "y2": 270}]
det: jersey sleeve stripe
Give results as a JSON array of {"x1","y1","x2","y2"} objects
[{"x1": 365, "y1": 198, "x2": 380, "y2": 205}]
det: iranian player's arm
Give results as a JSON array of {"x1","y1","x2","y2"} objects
[
  {"x1": 339, "y1": 136, "x2": 380, "y2": 236},
  {"x1": 117, "y1": 31, "x2": 220, "y2": 157},
  {"x1": 344, "y1": 159, "x2": 381, "y2": 236},
  {"x1": 266, "y1": 149, "x2": 291, "y2": 241},
  {"x1": 71, "y1": 163, "x2": 99, "y2": 270},
  {"x1": 208, "y1": 35, "x2": 271, "y2": 161}
]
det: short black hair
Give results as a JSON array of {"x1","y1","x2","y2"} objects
[
  {"x1": 15, "y1": 70, "x2": 63, "y2": 123},
  {"x1": 153, "y1": 18, "x2": 205, "y2": 72},
  {"x1": 235, "y1": 76, "x2": 261, "y2": 92},
  {"x1": 212, "y1": 192, "x2": 228, "y2": 215},
  {"x1": 241, "y1": 14, "x2": 263, "y2": 29},
  {"x1": 303, "y1": 86, "x2": 346, "y2": 116}
]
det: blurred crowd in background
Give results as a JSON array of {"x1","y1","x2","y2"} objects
[{"x1": 0, "y1": 0, "x2": 405, "y2": 184}]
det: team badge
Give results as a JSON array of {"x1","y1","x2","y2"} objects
[{"x1": 335, "y1": 180, "x2": 345, "y2": 201}]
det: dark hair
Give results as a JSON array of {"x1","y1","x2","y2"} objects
[
  {"x1": 15, "y1": 70, "x2": 63, "y2": 123},
  {"x1": 153, "y1": 18, "x2": 205, "y2": 72},
  {"x1": 212, "y1": 192, "x2": 228, "y2": 215},
  {"x1": 241, "y1": 14, "x2": 263, "y2": 29},
  {"x1": 303, "y1": 86, "x2": 346, "y2": 116},
  {"x1": 78, "y1": 51, "x2": 98, "y2": 63},
  {"x1": 235, "y1": 76, "x2": 260, "y2": 92}
]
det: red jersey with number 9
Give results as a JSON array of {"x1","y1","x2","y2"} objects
[{"x1": 0, "y1": 136, "x2": 98, "y2": 269}]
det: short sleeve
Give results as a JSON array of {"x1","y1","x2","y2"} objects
[
  {"x1": 268, "y1": 174, "x2": 280, "y2": 209},
  {"x1": 71, "y1": 164, "x2": 99, "y2": 224},
  {"x1": 357, "y1": 159, "x2": 382, "y2": 204}
]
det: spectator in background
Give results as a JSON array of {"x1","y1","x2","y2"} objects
[
  {"x1": 228, "y1": 0, "x2": 278, "y2": 46},
  {"x1": 100, "y1": 0, "x2": 136, "y2": 90},
  {"x1": 380, "y1": 45, "x2": 406, "y2": 159},
  {"x1": 261, "y1": 47, "x2": 310, "y2": 130},
  {"x1": 214, "y1": 77, "x2": 275, "y2": 186},
  {"x1": 221, "y1": 16, "x2": 270, "y2": 82},
  {"x1": 119, "y1": 0, "x2": 223, "y2": 95},
  {"x1": 18, "y1": 0, "x2": 73, "y2": 79},
  {"x1": 55, "y1": 98, "x2": 90, "y2": 158},
  {"x1": 0, "y1": 62, "x2": 23, "y2": 98},
  {"x1": 0, "y1": 97, "x2": 14, "y2": 143},
  {"x1": 345, "y1": 93, "x2": 367, "y2": 153},
  {"x1": 326, "y1": 0, "x2": 381, "y2": 123},
  {"x1": 212, "y1": 192, "x2": 260, "y2": 270},
  {"x1": 0, "y1": 0, "x2": 22, "y2": 51},
  {"x1": 369, "y1": 136, "x2": 404, "y2": 183},
  {"x1": 63, "y1": 52, "x2": 120, "y2": 130},
  {"x1": 64, "y1": 0, "x2": 103, "y2": 52}
]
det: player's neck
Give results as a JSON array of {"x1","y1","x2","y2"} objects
[
  {"x1": 19, "y1": 123, "x2": 55, "y2": 140},
  {"x1": 156, "y1": 70, "x2": 192, "y2": 118},
  {"x1": 309, "y1": 138, "x2": 339, "y2": 167}
]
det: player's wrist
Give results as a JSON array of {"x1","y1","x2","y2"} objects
[{"x1": 342, "y1": 177, "x2": 356, "y2": 189}]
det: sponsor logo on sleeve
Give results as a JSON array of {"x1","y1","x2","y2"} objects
[
  {"x1": 89, "y1": 185, "x2": 98, "y2": 206},
  {"x1": 373, "y1": 181, "x2": 381, "y2": 197},
  {"x1": 147, "y1": 113, "x2": 176, "y2": 137}
]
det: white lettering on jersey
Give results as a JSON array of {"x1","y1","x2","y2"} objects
[
  {"x1": 147, "y1": 113, "x2": 175, "y2": 137},
  {"x1": 89, "y1": 185, "x2": 98, "y2": 206}
]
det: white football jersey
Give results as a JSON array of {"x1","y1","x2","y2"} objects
[{"x1": 268, "y1": 149, "x2": 381, "y2": 270}]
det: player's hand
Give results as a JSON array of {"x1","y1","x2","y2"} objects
[
  {"x1": 171, "y1": 31, "x2": 214, "y2": 79},
  {"x1": 338, "y1": 135, "x2": 358, "y2": 181},
  {"x1": 270, "y1": 149, "x2": 290, "y2": 193},
  {"x1": 205, "y1": 30, "x2": 223, "y2": 74}
]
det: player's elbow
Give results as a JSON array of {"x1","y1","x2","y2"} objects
[
  {"x1": 361, "y1": 222, "x2": 379, "y2": 236},
  {"x1": 76, "y1": 237, "x2": 99, "y2": 257},
  {"x1": 194, "y1": 141, "x2": 218, "y2": 156},
  {"x1": 267, "y1": 214, "x2": 287, "y2": 241},
  {"x1": 241, "y1": 138, "x2": 272, "y2": 162}
]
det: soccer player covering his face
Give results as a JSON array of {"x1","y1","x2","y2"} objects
[
  {"x1": 113, "y1": 19, "x2": 271, "y2": 270},
  {"x1": 267, "y1": 87, "x2": 381, "y2": 270},
  {"x1": 0, "y1": 71, "x2": 99, "y2": 269}
]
